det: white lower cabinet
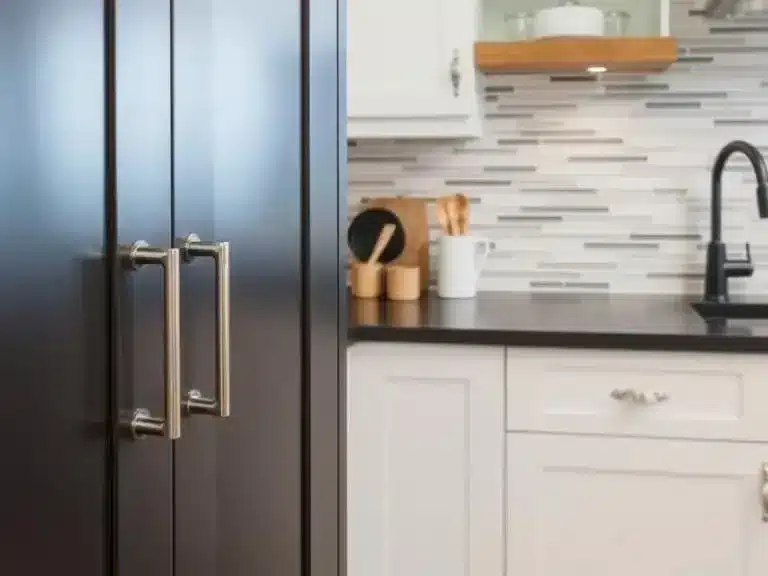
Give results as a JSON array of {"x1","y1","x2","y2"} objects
[
  {"x1": 348, "y1": 343, "x2": 768, "y2": 576},
  {"x1": 507, "y1": 433, "x2": 768, "y2": 576},
  {"x1": 347, "y1": 343, "x2": 504, "y2": 576}
]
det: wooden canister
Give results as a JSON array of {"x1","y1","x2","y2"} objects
[
  {"x1": 368, "y1": 197, "x2": 430, "y2": 291},
  {"x1": 385, "y1": 265, "x2": 420, "y2": 301},
  {"x1": 350, "y1": 262, "x2": 382, "y2": 299}
]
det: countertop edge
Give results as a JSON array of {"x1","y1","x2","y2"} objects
[{"x1": 349, "y1": 326, "x2": 768, "y2": 353}]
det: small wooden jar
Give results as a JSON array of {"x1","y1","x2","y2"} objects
[
  {"x1": 385, "y1": 265, "x2": 420, "y2": 301},
  {"x1": 350, "y1": 262, "x2": 383, "y2": 299}
]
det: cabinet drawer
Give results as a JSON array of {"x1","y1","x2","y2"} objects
[{"x1": 506, "y1": 348, "x2": 768, "y2": 441}]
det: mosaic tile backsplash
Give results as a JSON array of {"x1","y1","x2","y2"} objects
[{"x1": 347, "y1": 0, "x2": 768, "y2": 295}]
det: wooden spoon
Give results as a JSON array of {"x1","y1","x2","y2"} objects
[
  {"x1": 367, "y1": 223, "x2": 396, "y2": 265},
  {"x1": 445, "y1": 196, "x2": 459, "y2": 236},
  {"x1": 456, "y1": 193, "x2": 470, "y2": 235},
  {"x1": 436, "y1": 197, "x2": 451, "y2": 235}
]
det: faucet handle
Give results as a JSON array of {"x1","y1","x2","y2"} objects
[{"x1": 725, "y1": 242, "x2": 754, "y2": 278}]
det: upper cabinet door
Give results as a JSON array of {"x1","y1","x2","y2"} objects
[{"x1": 347, "y1": 0, "x2": 480, "y2": 139}]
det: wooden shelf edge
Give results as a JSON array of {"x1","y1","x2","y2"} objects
[{"x1": 474, "y1": 37, "x2": 679, "y2": 74}]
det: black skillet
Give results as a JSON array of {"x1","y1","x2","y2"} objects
[{"x1": 347, "y1": 207, "x2": 406, "y2": 264}]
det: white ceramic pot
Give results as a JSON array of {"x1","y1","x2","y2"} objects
[{"x1": 534, "y1": 4, "x2": 605, "y2": 38}]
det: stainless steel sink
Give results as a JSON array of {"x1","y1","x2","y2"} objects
[{"x1": 691, "y1": 301, "x2": 768, "y2": 320}]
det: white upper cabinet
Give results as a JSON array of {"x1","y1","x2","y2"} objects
[{"x1": 347, "y1": 0, "x2": 481, "y2": 139}]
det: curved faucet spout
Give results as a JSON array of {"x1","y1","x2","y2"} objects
[
  {"x1": 705, "y1": 140, "x2": 768, "y2": 302},
  {"x1": 711, "y1": 140, "x2": 768, "y2": 243}
]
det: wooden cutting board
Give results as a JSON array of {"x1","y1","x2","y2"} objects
[{"x1": 367, "y1": 197, "x2": 430, "y2": 291}]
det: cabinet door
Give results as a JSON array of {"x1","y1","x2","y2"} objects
[
  {"x1": 507, "y1": 434, "x2": 768, "y2": 576},
  {"x1": 172, "y1": 0, "x2": 304, "y2": 574},
  {"x1": 112, "y1": 1, "x2": 174, "y2": 575},
  {"x1": 347, "y1": 343, "x2": 504, "y2": 576},
  {"x1": 172, "y1": 1, "x2": 343, "y2": 575},
  {"x1": 0, "y1": 1, "x2": 108, "y2": 574},
  {"x1": 347, "y1": 0, "x2": 477, "y2": 121}
]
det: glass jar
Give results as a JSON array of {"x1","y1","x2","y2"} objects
[
  {"x1": 604, "y1": 10, "x2": 631, "y2": 36},
  {"x1": 504, "y1": 11, "x2": 534, "y2": 41}
]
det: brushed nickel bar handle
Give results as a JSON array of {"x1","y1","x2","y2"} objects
[
  {"x1": 182, "y1": 234, "x2": 231, "y2": 418},
  {"x1": 123, "y1": 241, "x2": 182, "y2": 440}
]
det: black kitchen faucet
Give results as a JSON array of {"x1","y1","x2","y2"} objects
[{"x1": 704, "y1": 140, "x2": 768, "y2": 302}]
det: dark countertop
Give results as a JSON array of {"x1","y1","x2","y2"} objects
[{"x1": 348, "y1": 292, "x2": 768, "y2": 353}]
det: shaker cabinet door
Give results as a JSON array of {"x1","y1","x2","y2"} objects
[
  {"x1": 507, "y1": 434, "x2": 768, "y2": 576},
  {"x1": 347, "y1": 343, "x2": 504, "y2": 576},
  {"x1": 347, "y1": 0, "x2": 480, "y2": 138}
]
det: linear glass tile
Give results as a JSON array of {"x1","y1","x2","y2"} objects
[
  {"x1": 497, "y1": 215, "x2": 563, "y2": 222},
  {"x1": 604, "y1": 83, "x2": 670, "y2": 91},
  {"x1": 498, "y1": 138, "x2": 539, "y2": 145},
  {"x1": 645, "y1": 101, "x2": 702, "y2": 109},
  {"x1": 675, "y1": 56, "x2": 715, "y2": 63},
  {"x1": 485, "y1": 112, "x2": 535, "y2": 119},
  {"x1": 568, "y1": 155, "x2": 648, "y2": 163},
  {"x1": 444, "y1": 179, "x2": 512, "y2": 186}
]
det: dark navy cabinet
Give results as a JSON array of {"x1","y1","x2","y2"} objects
[{"x1": 0, "y1": 1, "x2": 344, "y2": 575}]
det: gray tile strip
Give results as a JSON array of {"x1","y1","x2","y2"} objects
[
  {"x1": 565, "y1": 282, "x2": 610, "y2": 290},
  {"x1": 605, "y1": 83, "x2": 669, "y2": 91},
  {"x1": 714, "y1": 119, "x2": 768, "y2": 125},
  {"x1": 645, "y1": 101, "x2": 702, "y2": 109},
  {"x1": 498, "y1": 215, "x2": 564, "y2": 222},
  {"x1": 630, "y1": 233, "x2": 702, "y2": 241},
  {"x1": 522, "y1": 129, "x2": 596, "y2": 136},
  {"x1": 485, "y1": 113, "x2": 535, "y2": 119},
  {"x1": 445, "y1": 179, "x2": 512, "y2": 186},
  {"x1": 348, "y1": 156, "x2": 416, "y2": 163},
  {"x1": 568, "y1": 155, "x2": 648, "y2": 163},
  {"x1": 483, "y1": 166, "x2": 537, "y2": 173},
  {"x1": 498, "y1": 103, "x2": 578, "y2": 110}
]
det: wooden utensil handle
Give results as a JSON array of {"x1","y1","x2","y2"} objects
[{"x1": 367, "y1": 223, "x2": 396, "y2": 265}]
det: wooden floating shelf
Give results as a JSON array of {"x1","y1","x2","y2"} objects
[{"x1": 474, "y1": 37, "x2": 678, "y2": 74}]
